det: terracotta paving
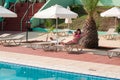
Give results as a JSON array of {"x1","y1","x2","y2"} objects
[{"x1": 0, "y1": 45, "x2": 120, "y2": 66}]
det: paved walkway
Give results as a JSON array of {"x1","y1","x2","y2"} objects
[{"x1": 0, "y1": 45, "x2": 120, "y2": 65}]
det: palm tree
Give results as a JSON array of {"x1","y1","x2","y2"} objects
[{"x1": 81, "y1": 0, "x2": 99, "y2": 48}]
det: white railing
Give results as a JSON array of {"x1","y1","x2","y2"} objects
[
  {"x1": 9, "y1": 0, "x2": 19, "y2": 12},
  {"x1": 32, "y1": 0, "x2": 37, "y2": 15},
  {"x1": 20, "y1": 0, "x2": 37, "y2": 31},
  {"x1": 20, "y1": 3, "x2": 32, "y2": 31}
]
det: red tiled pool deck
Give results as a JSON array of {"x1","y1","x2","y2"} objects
[{"x1": 0, "y1": 45, "x2": 120, "y2": 66}]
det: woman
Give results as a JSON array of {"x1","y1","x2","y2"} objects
[{"x1": 61, "y1": 28, "x2": 82, "y2": 45}]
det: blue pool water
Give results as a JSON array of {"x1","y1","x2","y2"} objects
[{"x1": 0, "y1": 61, "x2": 119, "y2": 80}]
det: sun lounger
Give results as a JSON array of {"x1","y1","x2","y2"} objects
[
  {"x1": 29, "y1": 38, "x2": 65, "y2": 51},
  {"x1": 28, "y1": 41, "x2": 57, "y2": 50},
  {"x1": 0, "y1": 33, "x2": 11, "y2": 44},
  {"x1": 64, "y1": 37, "x2": 83, "y2": 52},
  {"x1": 0, "y1": 34, "x2": 25, "y2": 46},
  {"x1": 107, "y1": 48, "x2": 120, "y2": 58},
  {"x1": 0, "y1": 33, "x2": 11, "y2": 38},
  {"x1": 103, "y1": 28, "x2": 116, "y2": 40}
]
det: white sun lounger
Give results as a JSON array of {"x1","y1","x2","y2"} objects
[
  {"x1": 0, "y1": 33, "x2": 11, "y2": 44},
  {"x1": 0, "y1": 33, "x2": 11, "y2": 38},
  {"x1": 29, "y1": 38, "x2": 65, "y2": 51},
  {"x1": 63, "y1": 35, "x2": 84, "y2": 52},
  {"x1": 64, "y1": 39, "x2": 83, "y2": 52},
  {"x1": 103, "y1": 28, "x2": 116, "y2": 40},
  {"x1": 0, "y1": 34, "x2": 24, "y2": 46},
  {"x1": 107, "y1": 48, "x2": 120, "y2": 58},
  {"x1": 28, "y1": 41, "x2": 61, "y2": 51}
]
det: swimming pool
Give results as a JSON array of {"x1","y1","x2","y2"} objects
[{"x1": 0, "y1": 61, "x2": 119, "y2": 80}]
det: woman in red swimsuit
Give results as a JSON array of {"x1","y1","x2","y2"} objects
[{"x1": 61, "y1": 28, "x2": 82, "y2": 45}]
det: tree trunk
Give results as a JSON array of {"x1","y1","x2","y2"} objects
[{"x1": 82, "y1": 16, "x2": 99, "y2": 48}]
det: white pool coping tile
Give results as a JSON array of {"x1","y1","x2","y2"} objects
[{"x1": 0, "y1": 51, "x2": 120, "y2": 79}]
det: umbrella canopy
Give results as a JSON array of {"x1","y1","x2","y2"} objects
[
  {"x1": 100, "y1": 7, "x2": 120, "y2": 17},
  {"x1": 0, "y1": 6, "x2": 17, "y2": 17},
  {"x1": 100, "y1": 7, "x2": 120, "y2": 28},
  {"x1": 33, "y1": 4, "x2": 78, "y2": 19},
  {"x1": 33, "y1": 4, "x2": 78, "y2": 31}
]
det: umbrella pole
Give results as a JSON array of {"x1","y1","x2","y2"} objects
[
  {"x1": 56, "y1": 18, "x2": 59, "y2": 51},
  {"x1": 115, "y1": 17, "x2": 117, "y2": 29},
  {"x1": 26, "y1": 0, "x2": 30, "y2": 42},
  {"x1": 68, "y1": 23, "x2": 70, "y2": 29},
  {"x1": 56, "y1": 18, "x2": 58, "y2": 40},
  {"x1": 2, "y1": 20, "x2": 4, "y2": 31}
]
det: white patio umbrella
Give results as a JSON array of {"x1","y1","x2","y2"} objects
[
  {"x1": 33, "y1": 4, "x2": 78, "y2": 30},
  {"x1": 33, "y1": 4, "x2": 78, "y2": 37},
  {"x1": 0, "y1": 6, "x2": 17, "y2": 17},
  {"x1": 100, "y1": 7, "x2": 120, "y2": 17},
  {"x1": 65, "y1": 6, "x2": 72, "y2": 29},
  {"x1": 33, "y1": 4, "x2": 78, "y2": 18},
  {"x1": 100, "y1": 7, "x2": 120, "y2": 28}
]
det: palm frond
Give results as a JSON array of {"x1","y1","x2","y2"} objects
[
  {"x1": 81, "y1": 0, "x2": 99, "y2": 16},
  {"x1": 48, "y1": 26, "x2": 55, "y2": 33}
]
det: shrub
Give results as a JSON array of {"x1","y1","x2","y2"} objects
[{"x1": 116, "y1": 25, "x2": 120, "y2": 33}]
